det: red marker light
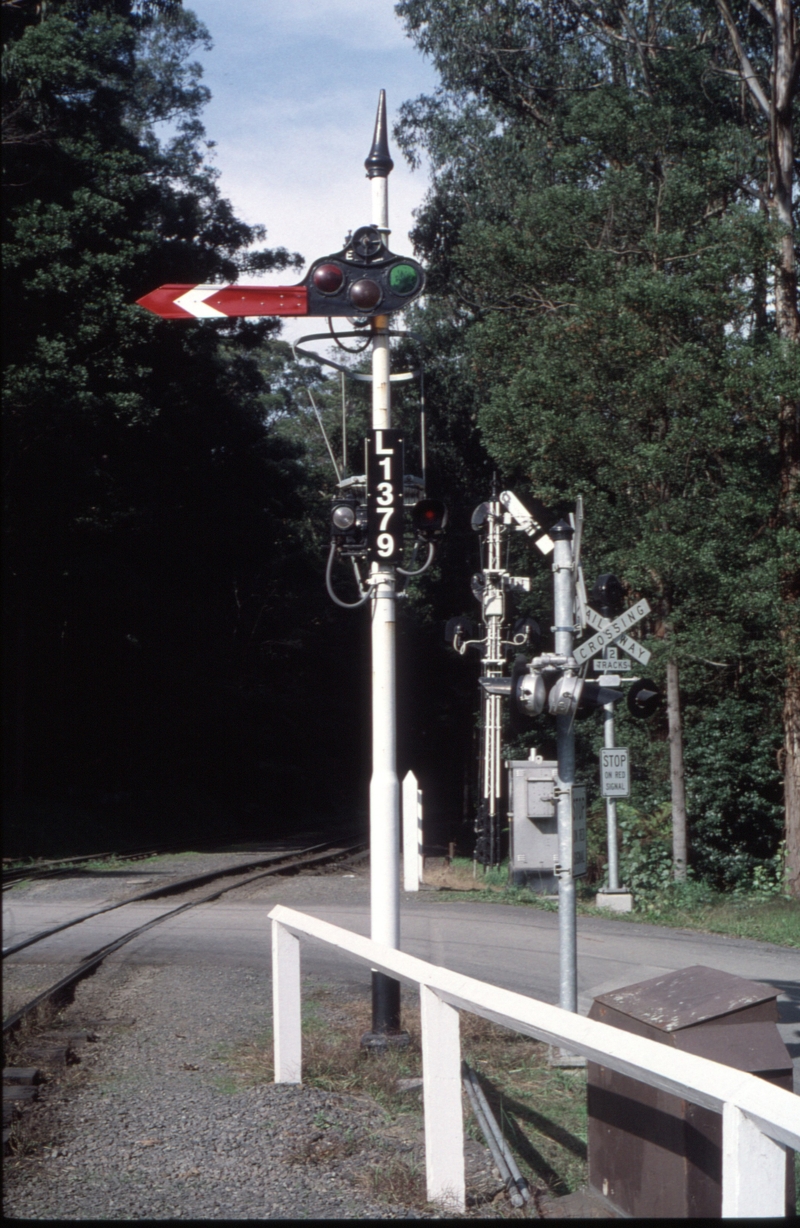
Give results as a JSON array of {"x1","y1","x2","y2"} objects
[
  {"x1": 313, "y1": 263, "x2": 345, "y2": 294},
  {"x1": 350, "y1": 278, "x2": 382, "y2": 310}
]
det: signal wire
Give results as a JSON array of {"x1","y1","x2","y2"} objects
[{"x1": 326, "y1": 541, "x2": 369, "y2": 609}]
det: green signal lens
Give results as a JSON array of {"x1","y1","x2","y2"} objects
[{"x1": 389, "y1": 263, "x2": 419, "y2": 295}]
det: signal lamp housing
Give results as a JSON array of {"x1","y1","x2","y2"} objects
[
  {"x1": 548, "y1": 674, "x2": 623, "y2": 719},
  {"x1": 627, "y1": 678, "x2": 660, "y2": 718},
  {"x1": 511, "y1": 617, "x2": 542, "y2": 652},
  {"x1": 411, "y1": 498, "x2": 448, "y2": 541},
  {"x1": 445, "y1": 616, "x2": 478, "y2": 649},
  {"x1": 313, "y1": 263, "x2": 345, "y2": 295},
  {"x1": 330, "y1": 498, "x2": 367, "y2": 555},
  {"x1": 590, "y1": 573, "x2": 624, "y2": 618}
]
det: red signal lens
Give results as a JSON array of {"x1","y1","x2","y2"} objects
[
  {"x1": 313, "y1": 263, "x2": 345, "y2": 294},
  {"x1": 350, "y1": 278, "x2": 382, "y2": 310}
]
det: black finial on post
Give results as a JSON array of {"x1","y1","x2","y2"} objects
[{"x1": 365, "y1": 89, "x2": 394, "y2": 179}]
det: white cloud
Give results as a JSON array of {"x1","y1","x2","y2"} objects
[{"x1": 184, "y1": 1, "x2": 438, "y2": 346}]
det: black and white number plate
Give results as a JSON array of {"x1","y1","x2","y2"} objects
[{"x1": 367, "y1": 428, "x2": 404, "y2": 565}]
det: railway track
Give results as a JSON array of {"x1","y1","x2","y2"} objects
[
  {"x1": 2, "y1": 847, "x2": 168, "y2": 887},
  {"x1": 2, "y1": 835, "x2": 287, "y2": 887},
  {"x1": 2, "y1": 838, "x2": 367, "y2": 1036}
]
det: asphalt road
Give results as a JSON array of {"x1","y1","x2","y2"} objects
[{"x1": 4, "y1": 869, "x2": 799, "y2": 1086}]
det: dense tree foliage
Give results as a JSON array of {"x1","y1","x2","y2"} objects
[
  {"x1": 3, "y1": 0, "x2": 796, "y2": 892},
  {"x1": 2, "y1": 0, "x2": 369, "y2": 853},
  {"x1": 394, "y1": 0, "x2": 798, "y2": 890}
]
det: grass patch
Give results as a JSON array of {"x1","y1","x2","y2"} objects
[
  {"x1": 430, "y1": 859, "x2": 800, "y2": 948},
  {"x1": 460, "y1": 1012, "x2": 587, "y2": 1200},
  {"x1": 219, "y1": 984, "x2": 588, "y2": 1209}
]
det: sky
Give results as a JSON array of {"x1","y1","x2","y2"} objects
[{"x1": 184, "y1": 0, "x2": 439, "y2": 347}]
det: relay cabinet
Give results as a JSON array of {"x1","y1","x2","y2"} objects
[{"x1": 507, "y1": 750, "x2": 559, "y2": 892}]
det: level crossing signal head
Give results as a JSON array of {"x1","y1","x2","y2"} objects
[
  {"x1": 412, "y1": 498, "x2": 448, "y2": 541},
  {"x1": 547, "y1": 674, "x2": 623, "y2": 720},
  {"x1": 627, "y1": 678, "x2": 660, "y2": 718},
  {"x1": 590, "y1": 573, "x2": 624, "y2": 618},
  {"x1": 482, "y1": 657, "x2": 622, "y2": 721}
]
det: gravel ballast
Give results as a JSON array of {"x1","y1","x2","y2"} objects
[{"x1": 3, "y1": 866, "x2": 510, "y2": 1220}]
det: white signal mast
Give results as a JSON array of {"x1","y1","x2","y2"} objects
[{"x1": 454, "y1": 488, "x2": 553, "y2": 868}]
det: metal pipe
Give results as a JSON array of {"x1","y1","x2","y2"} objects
[
  {"x1": 462, "y1": 1064, "x2": 523, "y2": 1207},
  {"x1": 464, "y1": 1064, "x2": 530, "y2": 1203},
  {"x1": 604, "y1": 701, "x2": 620, "y2": 890},
  {"x1": 341, "y1": 371, "x2": 347, "y2": 475},
  {"x1": 552, "y1": 522, "x2": 577, "y2": 1014}
]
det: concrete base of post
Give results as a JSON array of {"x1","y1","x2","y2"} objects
[
  {"x1": 595, "y1": 889, "x2": 633, "y2": 913},
  {"x1": 547, "y1": 1046, "x2": 587, "y2": 1068},
  {"x1": 360, "y1": 1030, "x2": 411, "y2": 1051}
]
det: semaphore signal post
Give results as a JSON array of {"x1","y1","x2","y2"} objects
[{"x1": 138, "y1": 92, "x2": 437, "y2": 1047}]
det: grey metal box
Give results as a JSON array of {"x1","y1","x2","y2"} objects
[{"x1": 507, "y1": 752, "x2": 559, "y2": 892}]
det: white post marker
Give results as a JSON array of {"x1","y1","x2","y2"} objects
[
  {"x1": 272, "y1": 921, "x2": 301, "y2": 1084},
  {"x1": 721, "y1": 1102, "x2": 789, "y2": 1218},
  {"x1": 402, "y1": 770, "x2": 423, "y2": 892},
  {"x1": 420, "y1": 984, "x2": 466, "y2": 1210}
]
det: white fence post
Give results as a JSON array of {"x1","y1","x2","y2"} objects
[
  {"x1": 420, "y1": 984, "x2": 465, "y2": 1212},
  {"x1": 721, "y1": 1102, "x2": 788, "y2": 1218},
  {"x1": 403, "y1": 770, "x2": 423, "y2": 892},
  {"x1": 272, "y1": 920, "x2": 302, "y2": 1084}
]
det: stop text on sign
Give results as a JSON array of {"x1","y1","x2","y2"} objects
[
  {"x1": 600, "y1": 747, "x2": 630, "y2": 798},
  {"x1": 367, "y1": 429, "x2": 404, "y2": 565}
]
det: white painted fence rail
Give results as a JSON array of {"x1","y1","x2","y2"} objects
[{"x1": 269, "y1": 904, "x2": 799, "y2": 1216}]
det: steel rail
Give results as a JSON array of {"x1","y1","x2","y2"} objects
[
  {"x1": 2, "y1": 841, "x2": 366, "y2": 1035},
  {"x1": 2, "y1": 836, "x2": 268, "y2": 887},
  {"x1": 2, "y1": 840, "x2": 346, "y2": 958},
  {"x1": 3, "y1": 847, "x2": 166, "y2": 887}
]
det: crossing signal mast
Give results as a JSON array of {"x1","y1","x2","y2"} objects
[
  {"x1": 446, "y1": 486, "x2": 553, "y2": 871},
  {"x1": 138, "y1": 92, "x2": 440, "y2": 1048},
  {"x1": 458, "y1": 494, "x2": 660, "y2": 1022}
]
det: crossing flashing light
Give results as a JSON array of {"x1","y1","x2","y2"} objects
[
  {"x1": 627, "y1": 678, "x2": 660, "y2": 718},
  {"x1": 481, "y1": 656, "x2": 623, "y2": 722},
  {"x1": 590, "y1": 573, "x2": 624, "y2": 618}
]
